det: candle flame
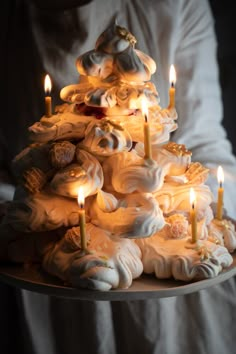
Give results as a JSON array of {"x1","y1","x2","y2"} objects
[
  {"x1": 217, "y1": 166, "x2": 224, "y2": 184},
  {"x1": 141, "y1": 97, "x2": 148, "y2": 122},
  {"x1": 190, "y1": 187, "x2": 196, "y2": 209},
  {"x1": 44, "y1": 74, "x2": 52, "y2": 95},
  {"x1": 169, "y1": 65, "x2": 176, "y2": 86},
  {"x1": 77, "y1": 187, "x2": 85, "y2": 209},
  {"x1": 217, "y1": 165, "x2": 224, "y2": 185}
]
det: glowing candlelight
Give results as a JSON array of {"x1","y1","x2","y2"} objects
[
  {"x1": 168, "y1": 64, "x2": 176, "y2": 109},
  {"x1": 216, "y1": 165, "x2": 224, "y2": 220},
  {"x1": 141, "y1": 98, "x2": 152, "y2": 160},
  {"x1": 190, "y1": 188, "x2": 197, "y2": 243},
  {"x1": 44, "y1": 74, "x2": 52, "y2": 117},
  {"x1": 77, "y1": 187, "x2": 87, "y2": 250}
]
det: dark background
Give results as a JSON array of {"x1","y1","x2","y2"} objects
[{"x1": 209, "y1": 1, "x2": 236, "y2": 155}]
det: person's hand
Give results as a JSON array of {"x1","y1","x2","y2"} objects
[
  {"x1": 0, "y1": 202, "x2": 11, "y2": 223},
  {"x1": 0, "y1": 182, "x2": 15, "y2": 222},
  {"x1": 0, "y1": 183, "x2": 15, "y2": 202},
  {"x1": 0, "y1": 223, "x2": 61, "y2": 263}
]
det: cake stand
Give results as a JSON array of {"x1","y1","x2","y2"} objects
[{"x1": 1, "y1": 253, "x2": 236, "y2": 301}]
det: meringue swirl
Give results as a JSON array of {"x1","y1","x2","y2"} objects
[
  {"x1": 76, "y1": 23, "x2": 156, "y2": 82},
  {"x1": 79, "y1": 119, "x2": 132, "y2": 157},
  {"x1": 208, "y1": 219, "x2": 236, "y2": 253},
  {"x1": 154, "y1": 183, "x2": 213, "y2": 214},
  {"x1": 29, "y1": 111, "x2": 96, "y2": 143},
  {"x1": 43, "y1": 223, "x2": 143, "y2": 291},
  {"x1": 3, "y1": 190, "x2": 80, "y2": 232},
  {"x1": 137, "y1": 233, "x2": 233, "y2": 281},
  {"x1": 88, "y1": 192, "x2": 165, "y2": 238},
  {"x1": 102, "y1": 150, "x2": 166, "y2": 194},
  {"x1": 50, "y1": 149, "x2": 104, "y2": 198}
]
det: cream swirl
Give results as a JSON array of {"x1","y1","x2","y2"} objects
[
  {"x1": 29, "y1": 111, "x2": 96, "y2": 143},
  {"x1": 136, "y1": 233, "x2": 233, "y2": 281},
  {"x1": 88, "y1": 192, "x2": 165, "y2": 238},
  {"x1": 76, "y1": 23, "x2": 156, "y2": 82},
  {"x1": 60, "y1": 23, "x2": 159, "y2": 111},
  {"x1": 84, "y1": 81, "x2": 158, "y2": 108},
  {"x1": 60, "y1": 78, "x2": 94, "y2": 104},
  {"x1": 102, "y1": 150, "x2": 166, "y2": 194},
  {"x1": 3, "y1": 189, "x2": 80, "y2": 232},
  {"x1": 115, "y1": 107, "x2": 177, "y2": 146},
  {"x1": 43, "y1": 223, "x2": 143, "y2": 291},
  {"x1": 152, "y1": 142, "x2": 192, "y2": 176},
  {"x1": 95, "y1": 189, "x2": 118, "y2": 212},
  {"x1": 50, "y1": 150, "x2": 104, "y2": 198},
  {"x1": 154, "y1": 183, "x2": 213, "y2": 214},
  {"x1": 61, "y1": 79, "x2": 158, "y2": 110}
]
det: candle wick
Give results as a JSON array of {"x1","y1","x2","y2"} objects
[
  {"x1": 144, "y1": 114, "x2": 148, "y2": 123},
  {"x1": 79, "y1": 202, "x2": 84, "y2": 209},
  {"x1": 171, "y1": 81, "x2": 175, "y2": 88},
  {"x1": 219, "y1": 181, "x2": 222, "y2": 188}
]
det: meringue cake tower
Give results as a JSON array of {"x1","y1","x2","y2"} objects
[{"x1": 2, "y1": 23, "x2": 236, "y2": 291}]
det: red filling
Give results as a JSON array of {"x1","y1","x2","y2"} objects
[
  {"x1": 75, "y1": 104, "x2": 105, "y2": 119},
  {"x1": 75, "y1": 103, "x2": 140, "y2": 119}
]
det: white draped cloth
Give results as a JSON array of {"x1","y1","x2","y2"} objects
[{"x1": 1, "y1": 0, "x2": 236, "y2": 353}]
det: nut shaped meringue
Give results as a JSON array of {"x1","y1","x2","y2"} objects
[
  {"x1": 23, "y1": 167, "x2": 47, "y2": 194},
  {"x1": 43, "y1": 223, "x2": 143, "y2": 291},
  {"x1": 164, "y1": 214, "x2": 189, "y2": 239},
  {"x1": 51, "y1": 150, "x2": 104, "y2": 198},
  {"x1": 49, "y1": 141, "x2": 76, "y2": 169},
  {"x1": 185, "y1": 162, "x2": 210, "y2": 184}
]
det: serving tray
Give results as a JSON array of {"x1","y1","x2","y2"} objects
[{"x1": 1, "y1": 253, "x2": 236, "y2": 301}]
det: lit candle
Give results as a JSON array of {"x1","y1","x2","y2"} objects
[
  {"x1": 168, "y1": 64, "x2": 176, "y2": 109},
  {"x1": 216, "y1": 165, "x2": 224, "y2": 220},
  {"x1": 190, "y1": 188, "x2": 197, "y2": 243},
  {"x1": 141, "y1": 98, "x2": 152, "y2": 160},
  {"x1": 77, "y1": 187, "x2": 87, "y2": 250},
  {"x1": 44, "y1": 74, "x2": 52, "y2": 117}
]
